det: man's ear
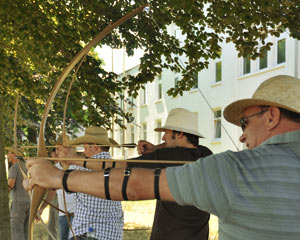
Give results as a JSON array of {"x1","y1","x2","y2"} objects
[
  {"x1": 266, "y1": 106, "x2": 281, "y2": 130},
  {"x1": 177, "y1": 132, "x2": 184, "y2": 139}
]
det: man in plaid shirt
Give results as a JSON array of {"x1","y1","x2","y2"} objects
[{"x1": 67, "y1": 126, "x2": 123, "y2": 240}]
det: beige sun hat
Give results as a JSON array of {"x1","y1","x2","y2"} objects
[
  {"x1": 224, "y1": 75, "x2": 300, "y2": 126},
  {"x1": 154, "y1": 108, "x2": 204, "y2": 138},
  {"x1": 5, "y1": 146, "x2": 24, "y2": 156},
  {"x1": 71, "y1": 126, "x2": 119, "y2": 146}
]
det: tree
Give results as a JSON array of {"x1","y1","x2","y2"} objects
[{"x1": 0, "y1": 0, "x2": 300, "y2": 237}]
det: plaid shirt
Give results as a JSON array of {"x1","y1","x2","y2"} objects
[{"x1": 72, "y1": 152, "x2": 124, "y2": 239}]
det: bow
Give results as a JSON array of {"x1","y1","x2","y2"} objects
[{"x1": 29, "y1": 5, "x2": 147, "y2": 239}]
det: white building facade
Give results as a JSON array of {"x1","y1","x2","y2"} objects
[{"x1": 112, "y1": 28, "x2": 300, "y2": 159}]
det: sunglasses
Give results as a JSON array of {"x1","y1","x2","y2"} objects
[{"x1": 240, "y1": 108, "x2": 269, "y2": 131}]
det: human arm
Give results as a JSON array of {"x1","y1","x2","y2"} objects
[
  {"x1": 8, "y1": 164, "x2": 17, "y2": 191},
  {"x1": 137, "y1": 140, "x2": 166, "y2": 155},
  {"x1": 26, "y1": 159, "x2": 175, "y2": 201},
  {"x1": 8, "y1": 178, "x2": 16, "y2": 191}
]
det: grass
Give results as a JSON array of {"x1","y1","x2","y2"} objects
[{"x1": 34, "y1": 200, "x2": 218, "y2": 240}]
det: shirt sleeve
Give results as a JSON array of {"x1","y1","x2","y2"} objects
[
  {"x1": 166, "y1": 150, "x2": 238, "y2": 219},
  {"x1": 8, "y1": 164, "x2": 18, "y2": 179}
]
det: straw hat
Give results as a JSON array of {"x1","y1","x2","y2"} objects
[
  {"x1": 71, "y1": 126, "x2": 119, "y2": 146},
  {"x1": 154, "y1": 108, "x2": 204, "y2": 138},
  {"x1": 224, "y1": 75, "x2": 300, "y2": 126},
  {"x1": 5, "y1": 146, "x2": 24, "y2": 156}
]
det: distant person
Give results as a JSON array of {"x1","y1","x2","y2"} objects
[{"x1": 6, "y1": 147, "x2": 30, "y2": 240}]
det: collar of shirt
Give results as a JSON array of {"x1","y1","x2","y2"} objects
[
  {"x1": 262, "y1": 130, "x2": 300, "y2": 146},
  {"x1": 92, "y1": 151, "x2": 111, "y2": 159}
]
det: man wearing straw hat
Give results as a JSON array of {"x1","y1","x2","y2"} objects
[
  {"x1": 127, "y1": 108, "x2": 212, "y2": 240},
  {"x1": 6, "y1": 147, "x2": 30, "y2": 240},
  {"x1": 27, "y1": 75, "x2": 300, "y2": 239},
  {"x1": 66, "y1": 126, "x2": 123, "y2": 240}
]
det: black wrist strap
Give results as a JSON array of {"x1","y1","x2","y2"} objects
[
  {"x1": 83, "y1": 161, "x2": 87, "y2": 168},
  {"x1": 102, "y1": 161, "x2": 106, "y2": 169},
  {"x1": 62, "y1": 170, "x2": 75, "y2": 193},
  {"x1": 104, "y1": 168, "x2": 112, "y2": 200},
  {"x1": 154, "y1": 168, "x2": 161, "y2": 200},
  {"x1": 122, "y1": 168, "x2": 132, "y2": 200}
]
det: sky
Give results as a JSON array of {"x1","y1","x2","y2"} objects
[{"x1": 96, "y1": 45, "x2": 144, "y2": 74}]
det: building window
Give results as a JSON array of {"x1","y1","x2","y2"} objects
[
  {"x1": 156, "y1": 120, "x2": 162, "y2": 144},
  {"x1": 214, "y1": 109, "x2": 222, "y2": 139},
  {"x1": 120, "y1": 129, "x2": 124, "y2": 145},
  {"x1": 259, "y1": 49, "x2": 268, "y2": 70},
  {"x1": 130, "y1": 125, "x2": 134, "y2": 143},
  {"x1": 141, "y1": 87, "x2": 147, "y2": 105},
  {"x1": 277, "y1": 38, "x2": 286, "y2": 64},
  {"x1": 243, "y1": 56, "x2": 251, "y2": 74},
  {"x1": 158, "y1": 82, "x2": 162, "y2": 100},
  {"x1": 175, "y1": 77, "x2": 179, "y2": 88},
  {"x1": 128, "y1": 96, "x2": 135, "y2": 108},
  {"x1": 215, "y1": 61, "x2": 222, "y2": 82},
  {"x1": 192, "y1": 72, "x2": 198, "y2": 88},
  {"x1": 119, "y1": 96, "x2": 124, "y2": 110},
  {"x1": 142, "y1": 123, "x2": 147, "y2": 140}
]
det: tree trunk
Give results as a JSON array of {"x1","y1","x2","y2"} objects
[{"x1": 0, "y1": 114, "x2": 12, "y2": 240}]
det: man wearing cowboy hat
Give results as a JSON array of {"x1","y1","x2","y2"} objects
[
  {"x1": 26, "y1": 75, "x2": 300, "y2": 240},
  {"x1": 127, "y1": 108, "x2": 212, "y2": 240},
  {"x1": 6, "y1": 147, "x2": 30, "y2": 240},
  {"x1": 65, "y1": 126, "x2": 123, "y2": 240}
]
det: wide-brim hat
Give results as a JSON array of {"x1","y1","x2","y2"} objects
[
  {"x1": 5, "y1": 146, "x2": 24, "y2": 156},
  {"x1": 224, "y1": 75, "x2": 300, "y2": 126},
  {"x1": 154, "y1": 108, "x2": 205, "y2": 138},
  {"x1": 71, "y1": 126, "x2": 119, "y2": 147}
]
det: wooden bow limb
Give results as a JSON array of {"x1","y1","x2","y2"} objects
[
  {"x1": 35, "y1": 212, "x2": 57, "y2": 240},
  {"x1": 42, "y1": 198, "x2": 66, "y2": 215},
  {"x1": 30, "y1": 5, "x2": 148, "y2": 240},
  {"x1": 26, "y1": 156, "x2": 193, "y2": 165}
]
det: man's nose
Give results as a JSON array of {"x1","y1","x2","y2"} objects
[{"x1": 239, "y1": 133, "x2": 246, "y2": 143}]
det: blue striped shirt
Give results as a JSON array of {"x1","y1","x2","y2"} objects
[{"x1": 167, "y1": 130, "x2": 300, "y2": 240}]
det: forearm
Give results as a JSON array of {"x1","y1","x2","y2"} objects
[
  {"x1": 154, "y1": 142, "x2": 166, "y2": 150},
  {"x1": 8, "y1": 178, "x2": 15, "y2": 190},
  {"x1": 63, "y1": 168, "x2": 175, "y2": 201},
  {"x1": 27, "y1": 159, "x2": 175, "y2": 202}
]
